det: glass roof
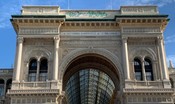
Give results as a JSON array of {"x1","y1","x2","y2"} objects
[{"x1": 65, "y1": 69, "x2": 115, "y2": 104}]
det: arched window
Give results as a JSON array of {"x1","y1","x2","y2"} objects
[
  {"x1": 134, "y1": 58, "x2": 142, "y2": 81},
  {"x1": 0, "y1": 79, "x2": 4, "y2": 96},
  {"x1": 170, "y1": 78, "x2": 174, "y2": 88},
  {"x1": 28, "y1": 58, "x2": 37, "y2": 81},
  {"x1": 144, "y1": 58, "x2": 153, "y2": 81},
  {"x1": 39, "y1": 58, "x2": 48, "y2": 81},
  {"x1": 6, "y1": 79, "x2": 12, "y2": 94}
]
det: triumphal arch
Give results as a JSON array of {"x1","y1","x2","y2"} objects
[{"x1": 7, "y1": 5, "x2": 174, "y2": 104}]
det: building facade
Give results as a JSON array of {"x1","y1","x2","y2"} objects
[
  {"x1": 0, "y1": 69, "x2": 12, "y2": 104},
  {"x1": 0, "y1": 5, "x2": 174, "y2": 104}
]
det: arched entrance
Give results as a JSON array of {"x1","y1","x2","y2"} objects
[{"x1": 63, "y1": 54, "x2": 120, "y2": 104}]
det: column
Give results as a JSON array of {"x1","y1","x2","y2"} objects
[
  {"x1": 36, "y1": 60, "x2": 40, "y2": 81},
  {"x1": 157, "y1": 37, "x2": 168, "y2": 80},
  {"x1": 122, "y1": 37, "x2": 130, "y2": 80},
  {"x1": 14, "y1": 37, "x2": 23, "y2": 81},
  {"x1": 141, "y1": 60, "x2": 146, "y2": 81},
  {"x1": 53, "y1": 37, "x2": 60, "y2": 80}
]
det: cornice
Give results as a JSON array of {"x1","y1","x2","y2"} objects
[
  {"x1": 124, "y1": 88, "x2": 174, "y2": 94},
  {"x1": 7, "y1": 89, "x2": 59, "y2": 96}
]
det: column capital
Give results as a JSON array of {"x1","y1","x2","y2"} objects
[
  {"x1": 17, "y1": 37, "x2": 24, "y2": 43},
  {"x1": 157, "y1": 36, "x2": 164, "y2": 42},
  {"x1": 122, "y1": 37, "x2": 128, "y2": 41},
  {"x1": 54, "y1": 37, "x2": 60, "y2": 41},
  {"x1": 157, "y1": 36, "x2": 163, "y2": 40}
]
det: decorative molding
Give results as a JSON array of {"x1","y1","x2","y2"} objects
[
  {"x1": 129, "y1": 47, "x2": 157, "y2": 61},
  {"x1": 122, "y1": 27, "x2": 161, "y2": 33},
  {"x1": 61, "y1": 40, "x2": 120, "y2": 47},
  {"x1": 24, "y1": 47, "x2": 52, "y2": 62},
  {"x1": 65, "y1": 11, "x2": 107, "y2": 18},
  {"x1": 124, "y1": 88, "x2": 173, "y2": 93},
  {"x1": 22, "y1": 6, "x2": 60, "y2": 15},
  {"x1": 121, "y1": 6, "x2": 158, "y2": 15},
  {"x1": 59, "y1": 48, "x2": 124, "y2": 89},
  {"x1": 17, "y1": 37, "x2": 24, "y2": 43},
  {"x1": 19, "y1": 27, "x2": 59, "y2": 35},
  {"x1": 61, "y1": 32, "x2": 120, "y2": 36},
  {"x1": 24, "y1": 38, "x2": 53, "y2": 45}
]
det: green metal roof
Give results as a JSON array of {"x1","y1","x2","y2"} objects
[
  {"x1": 11, "y1": 14, "x2": 168, "y2": 22},
  {"x1": 11, "y1": 15, "x2": 66, "y2": 18}
]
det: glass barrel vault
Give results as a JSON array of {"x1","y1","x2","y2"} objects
[{"x1": 65, "y1": 69, "x2": 115, "y2": 104}]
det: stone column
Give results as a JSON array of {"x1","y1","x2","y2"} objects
[
  {"x1": 122, "y1": 37, "x2": 130, "y2": 80},
  {"x1": 14, "y1": 37, "x2": 23, "y2": 81},
  {"x1": 36, "y1": 60, "x2": 40, "y2": 81},
  {"x1": 141, "y1": 60, "x2": 146, "y2": 81},
  {"x1": 157, "y1": 37, "x2": 168, "y2": 80},
  {"x1": 53, "y1": 37, "x2": 60, "y2": 80}
]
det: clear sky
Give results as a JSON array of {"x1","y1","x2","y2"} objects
[{"x1": 0, "y1": 0, "x2": 175, "y2": 68}]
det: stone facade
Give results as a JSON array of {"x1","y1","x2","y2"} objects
[{"x1": 0, "y1": 5, "x2": 174, "y2": 104}]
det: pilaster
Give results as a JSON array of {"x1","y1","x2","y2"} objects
[
  {"x1": 157, "y1": 36, "x2": 168, "y2": 80},
  {"x1": 122, "y1": 37, "x2": 130, "y2": 80},
  {"x1": 14, "y1": 37, "x2": 24, "y2": 82},
  {"x1": 53, "y1": 37, "x2": 60, "y2": 81}
]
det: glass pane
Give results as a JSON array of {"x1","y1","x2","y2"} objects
[
  {"x1": 146, "y1": 72, "x2": 153, "y2": 81},
  {"x1": 65, "y1": 69, "x2": 115, "y2": 104},
  {"x1": 135, "y1": 72, "x2": 142, "y2": 81},
  {"x1": 28, "y1": 73, "x2": 36, "y2": 81}
]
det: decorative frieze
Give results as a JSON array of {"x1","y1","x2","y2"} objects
[
  {"x1": 65, "y1": 11, "x2": 107, "y2": 18},
  {"x1": 123, "y1": 27, "x2": 161, "y2": 33},
  {"x1": 11, "y1": 97, "x2": 56, "y2": 104},
  {"x1": 124, "y1": 88, "x2": 174, "y2": 93},
  {"x1": 126, "y1": 96, "x2": 172, "y2": 103},
  {"x1": 11, "y1": 81, "x2": 61, "y2": 90},
  {"x1": 61, "y1": 32, "x2": 120, "y2": 36},
  {"x1": 19, "y1": 27, "x2": 59, "y2": 35}
]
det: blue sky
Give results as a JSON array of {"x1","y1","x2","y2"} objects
[{"x1": 0, "y1": 0, "x2": 175, "y2": 68}]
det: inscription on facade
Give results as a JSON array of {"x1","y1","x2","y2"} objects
[{"x1": 66, "y1": 11, "x2": 107, "y2": 18}]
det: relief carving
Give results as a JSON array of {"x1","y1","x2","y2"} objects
[{"x1": 129, "y1": 47, "x2": 157, "y2": 61}]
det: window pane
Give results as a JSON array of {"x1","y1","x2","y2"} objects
[
  {"x1": 144, "y1": 58, "x2": 153, "y2": 81},
  {"x1": 28, "y1": 73, "x2": 36, "y2": 81},
  {"x1": 135, "y1": 72, "x2": 142, "y2": 81},
  {"x1": 39, "y1": 73, "x2": 47, "y2": 81},
  {"x1": 146, "y1": 72, "x2": 153, "y2": 81}
]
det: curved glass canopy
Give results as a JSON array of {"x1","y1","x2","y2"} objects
[{"x1": 65, "y1": 69, "x2": 115, "y2": 104}]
